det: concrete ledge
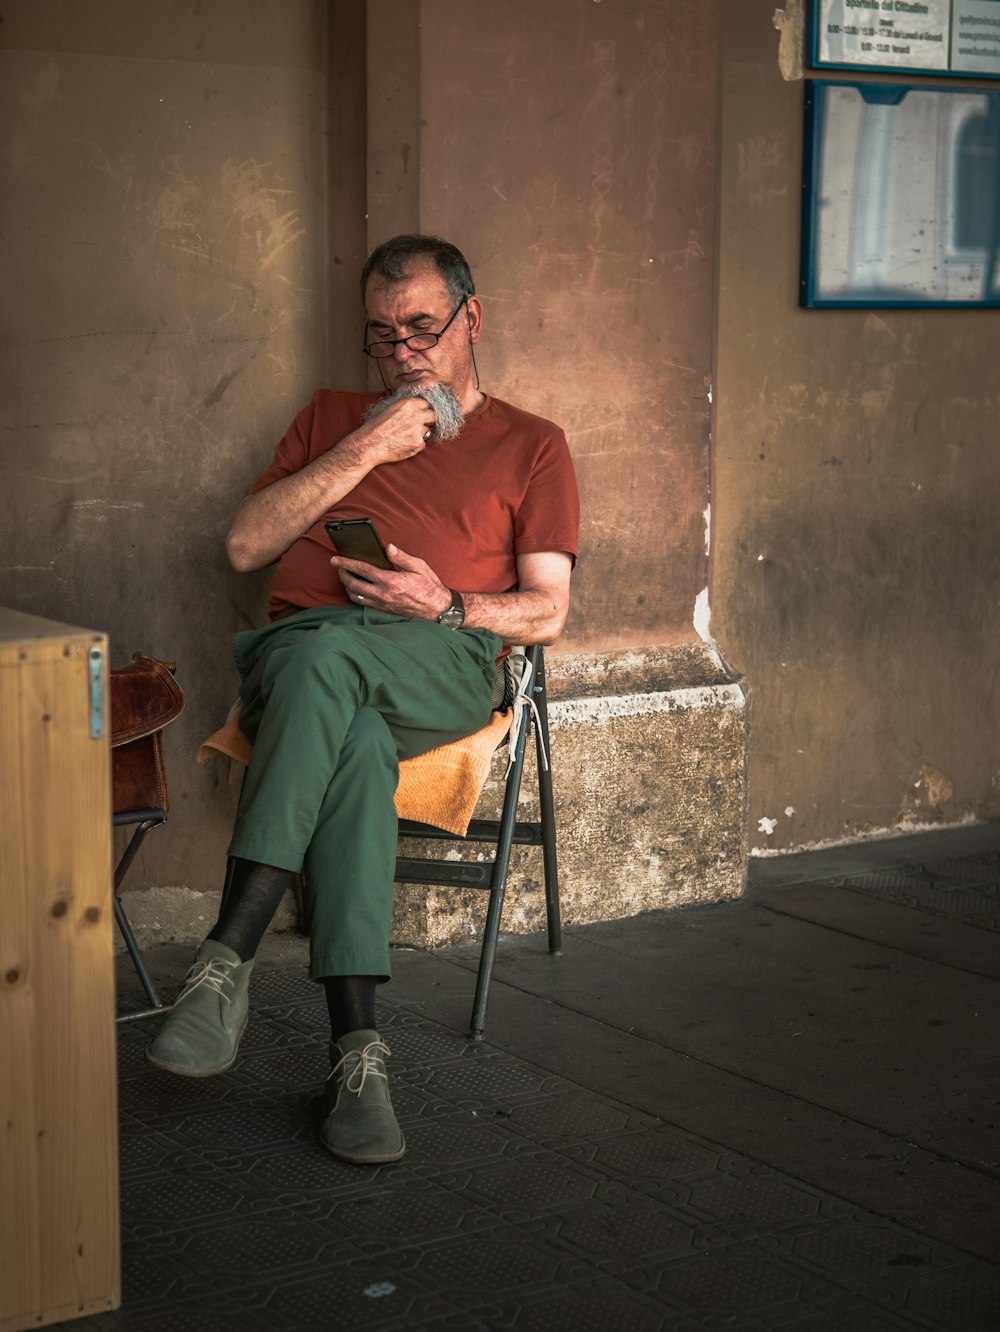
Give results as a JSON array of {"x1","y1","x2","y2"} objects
[{"x1": 391, "y1": 641, "x2": 750, "y2": 949}]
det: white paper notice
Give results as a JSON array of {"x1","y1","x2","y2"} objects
[{"x1": 818, "y1": 0, "x2": 951, "y2": 71}]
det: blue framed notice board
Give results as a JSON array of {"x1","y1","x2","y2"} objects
[{"x1": 800, "y1": 79, "x2": 1000, "y2": 307}]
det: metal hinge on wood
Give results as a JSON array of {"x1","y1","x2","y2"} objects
[{"x1": 89, "y1": 646, "x2": 104, "y2": 739}]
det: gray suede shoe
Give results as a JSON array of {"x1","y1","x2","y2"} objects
[
  {"x1": 320, "y1": 1030, "x2": 405, "y2": 1165},
  {"x1": 145, "y1": 940, "x2": 253, "y2": 1077}
]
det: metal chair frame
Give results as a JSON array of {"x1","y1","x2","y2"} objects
[
  {"x1": 394, "y1": 642, "x2": 561, "y2": 1040},
  {"x1": 113, "y1": 809, "x2": 168, "y2": 1022}
]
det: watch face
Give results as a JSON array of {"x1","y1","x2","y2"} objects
[{"x1": 439, "y1": 604, "x2": 465, "y2": 629}]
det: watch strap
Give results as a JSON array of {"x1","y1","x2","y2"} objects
[{"x1": 437, "y1": 589, "x2": 465, "y2": 628}]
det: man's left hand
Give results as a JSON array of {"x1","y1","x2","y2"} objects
[{"x1": 331, "y1": 543, "x2": 450, "y2": 620}]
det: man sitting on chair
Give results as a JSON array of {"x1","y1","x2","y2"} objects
[{"x1": 146, "y1": 234, "x2": 579, "y2": 1165}]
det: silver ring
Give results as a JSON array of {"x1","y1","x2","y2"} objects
[{"x1": 356, "y1": 594, "x2": 365, "y2": 603}]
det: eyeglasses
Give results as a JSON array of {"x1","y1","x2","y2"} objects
[{"x1": 363, "y1": 298, "x2": 467, "y2": 358}]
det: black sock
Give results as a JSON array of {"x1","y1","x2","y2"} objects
[
  {"x1": 323, "y1": 975, "x2": 378, "y2": 1044},
  {"x1": 207, "y1": 857, "x2": 293, "y2": 962}
]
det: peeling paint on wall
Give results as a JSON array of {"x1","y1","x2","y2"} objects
[
  {"x1": 550, "y1": 681, "x2": 746, "y2": 727},
  {"x1": 903, "y1": 764, "x2": 955, "y2": 819},
  {"x1": 772, "y1": 1, "x2": 805, "y2": 81},
  {"x1": 693, "y1": 587, "x2": 713, "y2": 641},
  {"x1": 749, "y1": 814, "x2": 981, "y2": 858}
]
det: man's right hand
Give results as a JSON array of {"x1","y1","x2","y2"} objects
[{"x1": 344, "y1": 395, "x2": 436, "y2": 467}]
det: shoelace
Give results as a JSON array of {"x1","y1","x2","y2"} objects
[
  {"x1": 175, "y1": 956, "x2": 237, "y2": 1007},
  {"x1": 505, "y1": 653, "x2": 549, "y2": 776},
  {"x1": 328, "y1": 1040, "x2": 392, "y2": 1096}
]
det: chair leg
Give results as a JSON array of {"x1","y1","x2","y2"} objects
[
  {"x1": 113, "y1": 816, "x2": 163, "y2": 895},
  {"x1": 531, "y1": 648, "x2": 562, "y2": 956},
  {"x1": 112, "y1": 816, "x2": 165, "y2": 1014},
  {"x1": 468, "y1": 682, "x2": 534, "y2": 1042},
  {"x1": 113, "y1": 895, "x2": 163, "y2": 1010}
]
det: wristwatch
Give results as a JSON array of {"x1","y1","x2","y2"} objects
[{"x1": 437, "y1": 589, "x2": 465, "y2": 630}]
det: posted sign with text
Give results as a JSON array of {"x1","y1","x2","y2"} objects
[{"x1": 813, "y1": 0, "x2": 1000, "y2": 77}]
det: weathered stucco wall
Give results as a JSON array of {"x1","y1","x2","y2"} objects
[
  {"x1": 367, "y1": 0, "x2": 719, "y2": 650},
  {"x1": 713, "y1": 0, "x2": 1000, "y2": 851},
  {"x1": 443, "y1": 0, "x2": 717, "y2": 650},
  {"x1": 2, "y1": 0, "x2": 747, "y2": 944},
  {"x1": 0, "y1": 0, "x2": 329, "y2": 887}
]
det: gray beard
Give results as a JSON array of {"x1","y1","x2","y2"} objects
[{"x1": 364, "y1": 381, "x2": 466, "y2": 442}]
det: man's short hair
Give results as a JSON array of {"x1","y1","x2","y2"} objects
[{"x1": 361, "y1": 234, "x2": 475, "y2": 305}]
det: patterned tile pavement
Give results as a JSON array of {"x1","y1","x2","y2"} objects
[{"x1": 57, "y1": 914, "x2": 998, "y2": 1332}]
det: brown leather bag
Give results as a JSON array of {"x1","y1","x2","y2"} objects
[{"x1": 110, "y1": 656, "x2": 186, "y2": 814}]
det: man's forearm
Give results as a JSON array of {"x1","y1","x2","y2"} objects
[
  {"x1": 226, "y1": 446, "x2": 371, "y2": 573},
  {"x1": 457, "y1": 589, "x2": 568, "y2": 647},
  {"x1": 226, "y1": 396, "x2": 437, "y2": 573}
]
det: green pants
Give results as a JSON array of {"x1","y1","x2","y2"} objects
[{"x1": 228, "y1": 606, "x2": 502, "y2": 982}]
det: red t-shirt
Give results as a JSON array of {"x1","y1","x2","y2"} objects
[{"x1": 250, "y1": 390, "x2": 580, "y2": 621}]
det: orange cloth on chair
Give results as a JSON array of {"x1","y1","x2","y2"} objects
[{"x1": 196, "y1": 706, "x2": 513, "y2": 837}]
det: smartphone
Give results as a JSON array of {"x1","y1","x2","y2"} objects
[{"x1": 324, "y1": 518, "x2": 394, "y2": 571}]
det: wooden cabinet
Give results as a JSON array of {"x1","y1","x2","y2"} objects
[{"x1": 0, "y1": 609, "x2": 120, "y2": 1330}]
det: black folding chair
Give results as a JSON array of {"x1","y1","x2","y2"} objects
[
  {"x1": 395, "y1": 642, "x2": 561, "y2": 1040},
  {"x1": 109, "y1": 654, "x2": 184, "y2": 1021},
  {"x1": 217, "y1": 643, "x2": 562, "y2": 1041}
]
